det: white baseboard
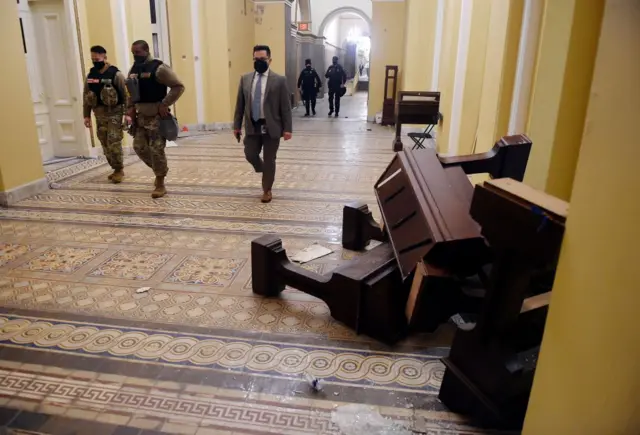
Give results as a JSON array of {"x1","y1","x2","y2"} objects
[
  {"x1": 0, "y1": 177, "x2": 49, "y2": 207},
  {"x1": 178, "y1": 123, "x2": 233, "y2": 137}
]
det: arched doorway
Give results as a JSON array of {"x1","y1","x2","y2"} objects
[
  {"x1": 318, "y1": 7, "x2": 371, "y2": 96},
  {"x1": 318, "y1": 7, "x2": 372, "y2": 40}
]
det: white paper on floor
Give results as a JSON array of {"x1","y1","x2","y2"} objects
[
  {"x1": 290, "y1": 244, "x2": 333, "y2": 264},
  {"x1": 365, "y1": 240, "x2": 383, "y2": 251},
  {"x1": 166, "y1": 140, "x2": 178, "y2": 148},
  {"x1": 305, "y1": 373, "x2": 323, "y2": 392},
  {"x1": 331, "y1": 404, "x2": 412, "y2": 435}
]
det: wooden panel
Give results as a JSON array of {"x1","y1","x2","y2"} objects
[
  {"x1": 486, "y1": 178, "x2": 569, "y2": 219},
  {"x1": 439, "y1": 134, "x2": 533, "y2": 181},
  {"x1": 440, "y1": 182, "x2": 566, "y2": 430},
  {"x1": 408, "y1": 150, "x2": 481, "y2": 240},
  {"x1": 445, "y1": 167, "x2": 476, "y2": 206},
  {"x1": 375, "y1": 149, "x2": 488, "y2": 279}
]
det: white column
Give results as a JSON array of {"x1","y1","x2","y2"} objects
[
  {"x1": 156, "y1": 0, "x2": 172, "y2": 64},
  {"x1": 190, "y1": 0, "x2": 205, "y2": 125},
  {"x1": 112, "y1": 0, "x2": 131, "y2": 73},
  {"x1": 447, "y1": 0, "x2": 473, "y2": 155},
  {"x1": 431, "y1": 0, "x2": 445, "y2": 91},
  {"x1": 508, "y1": 0, "x2": 543, "y2": 134}
]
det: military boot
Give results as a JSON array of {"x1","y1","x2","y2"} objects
[
  {"x1": 152, "y1": 176, "x2": 167, "y2": 199},
  {"x1": 111, "y1": 170, "x2": 124, "y2": 184}
]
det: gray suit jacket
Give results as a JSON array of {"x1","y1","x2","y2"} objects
[{"x1": 233, "y1": 70, "x2": 293, "y2": 139}]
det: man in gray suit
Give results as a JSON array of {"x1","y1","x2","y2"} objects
[{"x1": 233, "y1": 45, "x2": 293, "y2": 203}]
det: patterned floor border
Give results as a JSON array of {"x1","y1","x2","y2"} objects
[
  {"x1": 0, "y1": 209, "x2": 343, "y2": 238},
  {"x1": 55, "y1": 183, "x2": 378, "y2": 204},
  {"x1": 45, "y1": 157, "x2": 109, "y2": 184},
  {"x1": 0, "y1": 314, "x2": 445, "y2": 393},
  {"x1": 0, "y1": 360, "x2": 511, "y2": 435}
]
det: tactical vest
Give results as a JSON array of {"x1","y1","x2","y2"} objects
[
  {"x1": 327, "y1": 65, "x2": 345, "y2": 88},
  {"x1": 300, "y1": 69, "x2": 318, "y2": 89},
  {"x1": 86, "y1": 65, "x2": 123, "y2": 107},
  {"x1": 128, "y1": 60, "x2": 168, "y2": 103}
]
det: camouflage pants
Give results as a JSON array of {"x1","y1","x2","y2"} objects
[
  {"x1": 133, "y1": 115, "x2": 168, "y2": 177},
  {"x1": 95, "y1": 108, "x2": 124, "y2": 171}
]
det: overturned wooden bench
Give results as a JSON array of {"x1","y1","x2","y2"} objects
[{"x1": 251, "y1": 136, "x2": 534, "y2": 343}]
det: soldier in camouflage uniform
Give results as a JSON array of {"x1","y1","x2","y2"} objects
[
  {"x1": 83, "y1": 45, "x2": 127, "y2": 183},
  {"x1": 126, "y1": 40, "x2": 185, "y2": 198}
]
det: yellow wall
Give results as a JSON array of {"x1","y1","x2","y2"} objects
[
  {"x1": 524, "y1": 0, "x2": 604, "y2": 200},
  {"x1": 475, "y1": 0, "x2": 523, "y2": 152},
  {"x1": 126, "y1": 0, "x2": 154, "y2": 55},
  {"x1": 402, "y1": 0, "x2": 438, "y2": 92},
  {"x1": 83, "y1": 0, "x2": 151, "y2": 70},
  {"x1": 456, "y1": 0, "x2": 491, "y2": 154},
  {"x1": 435, "y1": 0, "x2": 461, "y2": 153},
  {"x1": 167, "y1": 0, "x2": 197, "y2": 125},
  {"x1": 254, "y1": 2, "x2": 286, "y2": 74},
  {"x1": 524, "y1": 0, "x2": 545, "y2": 134},
  {"x1": 368, "y1": 0, "x2": 407, "y2": 119},
  {"x1": 201, "y1": 1, "x2": 231, "y2": 123},
  {"x1": 227, "y1": 0, "x2": 256, "y2": 118},
  {"x1": 74, "y1": 0, "x2": 98, "y2": 149},
  {"x1": 85, "y1": 0, "x2": 117, "y2": 59},
  {"x1": 523, "y1": 0, "x2": 640, "y2": 433},
  {"x1": 198, "y1": 0, "x2": 256, "y2": 124},
  {"x1": 83, "y1": 0, "x2": 128, "y2": 149},
  {"x1": 74, "y1": 0, "x2": 94, "y2": 75},
  {"x1": 494, "y1": 0, "x2": 523, "y2": 142},
  {"x1": 544, "y1": 1, "x2": 605, "y2": 200},
  {"x1": 0, "y1": 2, "x2": 45, "y2": 190}
]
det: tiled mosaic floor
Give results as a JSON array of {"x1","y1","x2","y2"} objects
[{"x1": 0, "y1": 95, "x2": 510, "y2": 434}]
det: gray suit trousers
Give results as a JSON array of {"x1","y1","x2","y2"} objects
[{"x1": 244, "y1": 134, "x2": 280, "y2": 192}]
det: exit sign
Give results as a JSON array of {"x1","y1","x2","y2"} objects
[{"x1": 298, "y1": 22, "x2": 309, "y2": 31}]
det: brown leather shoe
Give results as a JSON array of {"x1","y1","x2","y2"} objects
[
  {"x1": 111, "y1": 170, "x2": 124, "y2": 184},
  {"x1": 261, "y1": 191, "x2": 272, "y2": 203},
  {"x1": 152, "y1": 176, "x2": 167, "y2": 198}
]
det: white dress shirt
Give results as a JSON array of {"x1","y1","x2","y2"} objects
[{"x1": 251, "y1": 68, "x2": 269, "y2": 119}]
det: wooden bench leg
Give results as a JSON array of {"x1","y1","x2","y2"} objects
[
  {"x1": 393, "y1": 136, "x2": 404, "y2": 152},
  {"x1": 251, "y1": 235, "x2": 287, "y2": 297},
  {"x1": 342, "y1": 202, "x2": 384, "y2": 251}
]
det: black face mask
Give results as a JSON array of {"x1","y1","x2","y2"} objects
[
  {"x1": 305, "y1": 65, "x2": 311, "y2": 70},
  {"x1": 332, "y1": 60, "x2": 338, "y2": 65},
  {"x1": 133, "y1": 55, "x2": 147, "y2": 64},
  {"x1": 254, "y1": 59, "x2": 269, "y2": 74},
  {"x1": 93, "y1": 61, "x2": 105, "y2": 70}
]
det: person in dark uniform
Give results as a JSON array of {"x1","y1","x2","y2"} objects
[
  {"x1": 297, "y1": 59, "x2": 322, "y2": 117},
  {"x1": 325, "y1": 55, "x2": 347, "y2": 117}
]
